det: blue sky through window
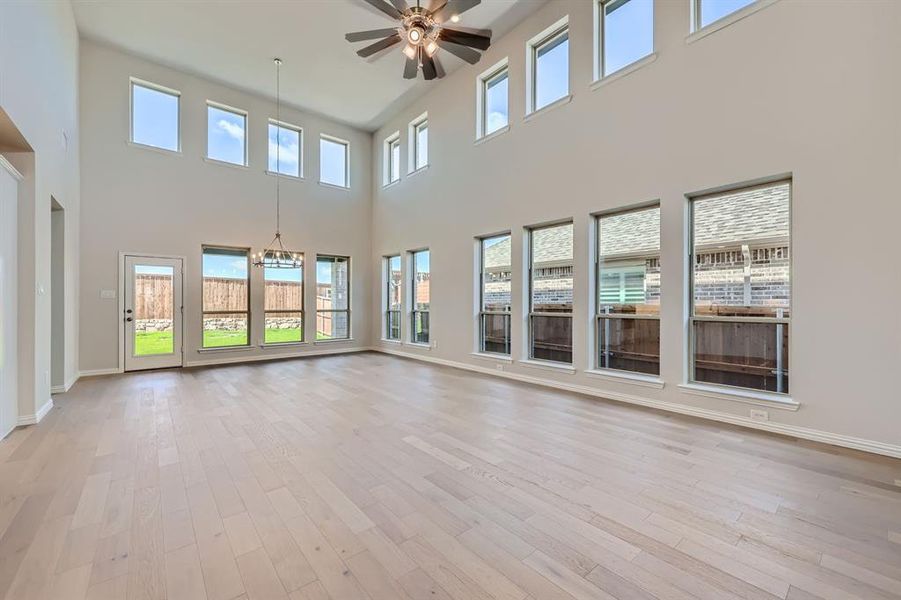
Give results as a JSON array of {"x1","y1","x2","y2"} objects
[
  {"x1": 415, "y1": 123, "x2": 428, "y2": 170},
  {"x1": 320, "y1": 137, "x2": 348, "y2": 187},
  {"x1": 700, "y1": 0, "x2": 755, "y2": 27},
  {"x1": 485, "y1": 71, "x2": 508, "y2": 135},
  {"x1": 414, "y1": 250, "x2": 430, "y2": 273},
  {"x1": 207, "y1": 105, "x2": 246, "y2": 165},
  {"x1": 535, "y1": 32, "x2": 569, "y2": 110},
  {"x1": 203, "y1": 252, "x2": 247, "y2": 279},
  {"x1": 604, "y1": 0, "x2": 653, "y2": 76},
  {"x1": 134, "y1": 265, "x2": 172, "y2": 276},
  {"x1": 132, "y1": 83, "x2": 178, "y2": 151},
  {"x1": 268, "y1": 123, "x2": 300, "y2": 176},
  {"x1": 265, "y1": 265, "x2": 302, "y2": 283}
]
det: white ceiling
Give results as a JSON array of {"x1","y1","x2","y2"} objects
[{"x1": 72, "y1": 0, "x2": 545, "y2": 131}]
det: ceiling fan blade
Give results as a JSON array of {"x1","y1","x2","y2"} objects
[
  {"x1": 345, "y1": 27, "x2": 399, "y2": 42},
  {"x1": 361, "y1": 0, "x2": 402, "y2": 20},
  {"x1": 433, "y1": 55, "x2": 447, "y2": 78},
  {"x1": 356, "y1": 33, "x2": 402, "y2": 57},
  {"x1": 436, "y1": 39, "x2": 481, "y2": 64},
  {"x1": 439, "y1": 27, "x2": 491, "y2": 50},
  {"x1": 421, "y1": 54, "x2": 438, "y2": 80},
  {"x1": 388, "y1": 0, "x2": 409, "y2": 11},
  {"x1": 433, "y1": 0, "x2": 480, "y2": 23},
  {"x1": 403, "y1": 55, "x2": 419, "y2": 79}
]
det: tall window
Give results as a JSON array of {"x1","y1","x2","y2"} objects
[
  {"x1": 202, "y1": 247, "x2": 250, "y2": 348},
  {"x1": 411, "y1": 250, "x2": 430, "y2": 344},
  {"x1": 479, "y1": 234, "x2": 512, "y2": 355},
  {"x1": 690, "y1": 180, "x2": 790, "y2": 393},
  {"x1": 316, "y1": 255, "x2": 350, "y2": 340},
  {"x1": 410, "y1": 115, "x2": 428, "y2": 171},
  {"x1": 207, "y1": 103, "x2": 247, "y2": 166},
  {"x1": 529, "y1": 20, "x2": 569, "y2": 113},
  {"x1": 130, "y1": 79, "x2": 179, "y2": 152},
  {"x1": 385, "y1": 255, "x2": 402, "y2": 340},
  {"x1": 694, "y1": 0, "x2": 757, "y2": 29},
  {"x1": 268, "y1": 120, "x2": 302, "y2": 177},
  {"x1": 320, "y1": 135, "x2": 349, "y2": 188},
  {"x1": 529, "y1": 222, "x2": 573, "y2": 363},
  {"x1": 598, "y1": 0, "x2": 654, "y2": 78},
  {"x1": 264, "y1": 257, "x2": 303, "y2": 344},
  {"x1": 597, "y1": 206, "x2": 660, "y2": 375},
  {"x1": 478, "y1": 61, "x2": 509, "y2": 139},
  {"x1": 384, "y1": 134, "x2": 400, "y2": 185}
]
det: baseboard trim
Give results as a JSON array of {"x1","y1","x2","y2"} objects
[
  {"x1": 17, "y1": 398, "x2": 54, "y2": 426},
  {"x1": 50, "y1": 373, "x2": 81, "y2": 395},
  {"x1": 185, "y1": 345, "x2": 369, "y2": 368},
  {"x1": 79, "y1": 367, "x2": 123, "y2": 378},
  {"x1": 373, "y1": 347, "x2": 901, "y2": 460}
]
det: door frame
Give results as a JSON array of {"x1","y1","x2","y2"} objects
[{"x1": 118, "y1": 252, "x2": 186, "y2": 373}]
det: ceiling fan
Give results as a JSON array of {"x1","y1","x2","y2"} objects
[{"x1": 345, "y1": 0, "x2": 492, "y2": 81}]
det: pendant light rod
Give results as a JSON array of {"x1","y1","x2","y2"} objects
[{"x1": 274, "y1": 57, "x2": 281, "y2": 236}]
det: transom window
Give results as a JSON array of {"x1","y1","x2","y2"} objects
[
  {"x1": 528, "y1": 222, "x2": 573, "y2": 363},
  {"x1": 596, "y1": 205, "x2": 660, "y2": 375},
  {"x1": 689, "y1": 180, "x2": 791, "y2": 393},
  {"x1": 316, "y1": 255, "x2": 350, "y2": 340},
  {"x1": 385, "y1": 255, "x2": 402, "y2": 340},
  {"x1": 268, "y1": 120, "x2": 302, "y2": 177},
  {"x1": 410, "y1": 114, "x2": 428, "y2": 171},
  {"x1": 598, "y1": 0, "x2": 654, "y2": 78},
  {"x1": 320, "y1": 135, "x2": 350, "y2": 188},
  {"x1": 529, "y1": 20, "x2": 569, "y2": 113},
  {"x1": 384, "y1": 133, "x2": 400, "y2": 185},
  {"x1": 202, "y1": 246, "x2": 250, "y2": 348},
  {"x1": 207, "y1": 103, "x2": 247, "y2": 166},
  {"x1": 479, "y1": 234, "x2": 512, "y2": 355},
  {"x1": 694, "y1": 0, "x2": 757, "y2": 30},
  {"x1": 478, "y1": 61, "x2": 509, "y2": 139},
  {"x1": 130, "y1": 79, "x2": 180, "y2": 152},
  {"x1": 410, "y1": 249, "x2": 430, "y2": 345},
  {"x1": 264, "y1": 256, "x2": 303, "y2": 344}
]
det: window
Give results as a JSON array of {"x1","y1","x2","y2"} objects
[
  {"x1": 202, "y1": 247, "x2": 250, "y2": 348},
  {"x1": 694, "y1": 0, "x2": 757, "y2": 30},
  {"x1": 596, "y1": 205, "x2": 660, "y2": 375},
  {"x1": 316, "y1": 255, "x2": 350, "y2": 340},
  {"x1": 479, "y1": 234, "x2": 512, "y2": 355},
  {"x1": 385, "y1": 255, "x2": 402, "y2": 340},
  {"x1": 268, "y1": 120, "x2": 302, "y2": 177},
  {"x1": 264, "y1": 256, "x2": 303, "y2": 344},
  {"x1": 207, "y1": 103, "x2": 247, "y2": 166},
  {"x1": 384, "y1": 133, "x2": 400, "y2": 185},
  {"x1": 131, "y1": 79, "x2": 180, "y2": 152},
  {"x1": 411, "y1": 250, "x2": 430, "y2": 344},
  {"x1": 598, "y1": 0, "x2": 654, "y2": 78},
  {"x1": 689, "y1": 180, "x2": 790, "y2": 393},
  {"x1": 477, "y1": 61, "x2": 509, "y2": 139},
  {"x1": 528, "y1": 222, "x2": 573, "y2": 363},
  {"x1": 528, "y1": 19, "x2": 569, "y2": 113},
  {"x1": 320, "y1": 135, "x2": 349, "y2": 188},
  {"x1": 410, "y1": 114, "x2": 428, "y2": 172}
]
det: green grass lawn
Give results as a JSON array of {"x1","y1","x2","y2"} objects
[{"x1": 135, "y1": 328, "x2": 318, "y2": 354}]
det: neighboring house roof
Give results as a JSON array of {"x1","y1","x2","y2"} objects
[{"x1": 483, "y1": 182, "x2": 789, "y2": 265}]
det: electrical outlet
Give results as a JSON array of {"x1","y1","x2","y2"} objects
[
  {"x1": 749, "y1": 409, "x2": 769, "y2": 421},
  {"x1": 495, "y1": 364, "x2": 504, "y2": 371}
]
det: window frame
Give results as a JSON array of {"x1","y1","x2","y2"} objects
[
  {"x1": 319, "y1": 134, "x2": 351, "y2": 189},
  {"x1": 384, "y1": 132, "x2": 401, "y2": 186},
  {"x1": 201, "y1": 245, "x2": 251, "y2": 349},
  {"x1": 384, "y1": 254, "x2": 402, "y2": 341},
  {"x1": 129, "y1": 77, "x2": 181, "y2": 153},
  {"x1": 408, "y1": 112, "x2": 429, "y2": 173},
  {"x1": 409, "y1": 249, "x2": 430, "y2": 345},
  {"x1": 206, "y1": 101, "x2": 249, "y2": 167},
  {"x1": 527, "y1": 221, "x2": 574, "y2": 364},
  {"x1": 315, "y1": 254, "x2": 352, "y2": 341},
  {"x1": 476, "y1": 59, "x2": 510, "y2": 140},
  {"x1": 689, "y1": 0, "x2": 773, "y2": 35},
  {"x1": 263, "y1": 253, "x2": 304, "y2": 345},
  {"x1": 478, "y1": 233, "x2": 512, "y2": 356},
  {"x1": 687, "y1": 178, "x2": 792, "y2": 395},
  {"x1": 526, "y1": 16, "x2": 570, "y2": 115},
  {"x1": 594, "y1": 0, "x2": 655, "y2": 82},
  {"x1": 267, "y1": 119, "x2": 303, "y2": 179}
]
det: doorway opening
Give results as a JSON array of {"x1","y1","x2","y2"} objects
[{"x1": 122, "y1": 254, "x2": 184, "y2": 371}]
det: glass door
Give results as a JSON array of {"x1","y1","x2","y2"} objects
[{"x1": 124, "y1": 256, "x2": 183, "y2": 371}]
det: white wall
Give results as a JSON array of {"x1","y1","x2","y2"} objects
[
  {"x1": 371, "y1": 0, "x2": 901, "y2": 450},
  {"x1": 79, "y1": 41, "x2": 373, "y2": 372},
  {"x1": 0, "y1": 1, "x2": 81, "y2": 419}
]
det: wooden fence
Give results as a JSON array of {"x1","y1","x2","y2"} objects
[{"x1": 136, "y1": 275, "x2": 303, "y2": 318}]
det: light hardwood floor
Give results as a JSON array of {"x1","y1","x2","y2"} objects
[{"x1": 1, "y1": 352, "x2": 900, "y2": 600}]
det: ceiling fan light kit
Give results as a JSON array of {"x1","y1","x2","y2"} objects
[{"x1": 345, "y1": 0, "x2": 492, "y2": 81}]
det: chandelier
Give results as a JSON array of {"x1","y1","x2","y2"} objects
[{"x1": 253, "y1": 58, "x2": 301, "y2": 269}]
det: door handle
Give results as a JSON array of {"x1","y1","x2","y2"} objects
[
  {"x1": 126, "y1": 317, "x2": 133, "y2": 322},
  {"x1": 126, "y1": 309, "x2": 133, "y2": 314}
]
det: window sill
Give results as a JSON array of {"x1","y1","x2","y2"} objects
[
  {"x1": 585, "y1": 368, "x2": 664, "y2": 389},
  {"x1": 406, "y1": 342, "x2": 432, "y2": 350},
  {"x1": 197, "y1": 345, "x2": 251, "y2": 353},
  {"x1": 678, "y1": 382, "x2": 799, "y2": 411},
  {"x1": 475, "y1": 125, "x2": 510, "y2": 146},
  {"x1": 204, "y1": 156, "x2": 249, "y2": 170},
  {"x1": 471, "y1": 352, "x2": 512, "y2": 363},
  {"x1": 318, "y1": 181, "x2": 350, "y2": 191},
  {"x1": 127, "y1": 140, "x2": 182, "y2": 156},
  {"x1": 313, "y1": 337, "x2": 354, "y2": 344},
  {"x1": 383, "y1": 179, "x2": 401, "y2": 189},
  {"x1": 380, "y1": 338, "x2": 403, "y2": 345},
  {"x1": 407, "y1": 165, "x2": 429, "y2": 178},
  {"x1": 687, "y1": 0, "x2": 779, "y2": 44},
  {"x1": 265, "y1": 170, "x2": 304, "y2": 181},
  {"x1": 524, "y1": 94, "x2": 573, "y2": 123},
  {"x1": 591, "y1": 53, "x2": 657, "y2": 91},
  {"x1": 259, "y1": 341, "x2": 307, "y2": 349},
  {"x1": 518, "y1": 359, "x2": 575, "y2": 374}
]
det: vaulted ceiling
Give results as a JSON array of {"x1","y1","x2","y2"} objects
[{"x1": 72, "y1": 0, "x2": 545, "y2": 131}]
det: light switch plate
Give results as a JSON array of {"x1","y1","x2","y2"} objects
[
  {"x1": 100, "y1": 289, "x2": 116, "y2": 299},
  {"x1": 749, "y1": 409, "x2": 769, "y2": 421}
]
